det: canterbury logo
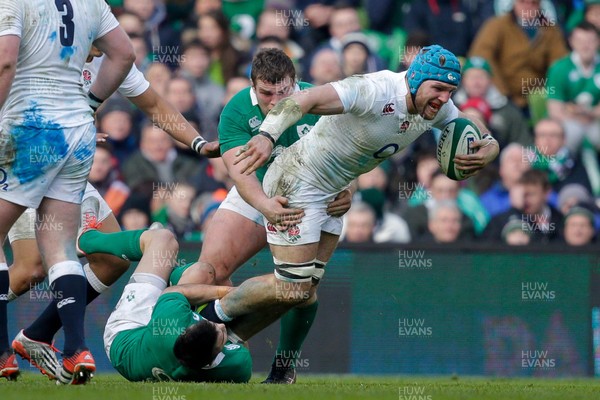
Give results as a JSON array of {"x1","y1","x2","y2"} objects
[
  {"x1": 382, "y1": 102, "x2": 395, "y2": 115},
  {"x1": 0, "y1": 294, "x2": 7, "y2": 301},
  {"x1": 57, "y1": 297, "x2": 76, "y2": 309}
]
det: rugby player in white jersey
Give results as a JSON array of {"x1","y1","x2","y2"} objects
[
  {"x1": 232, "y1": 45, "x2": 500, "y2": 326},
  {"x1": 1, "y1": 42, "x2": 219, "y2": 383},
  {"x1": 0, "y1": 0, "x2": 136, "y2": 384}
]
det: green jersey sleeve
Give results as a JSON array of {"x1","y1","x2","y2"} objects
[{"x1": 546, "y1": 57, "x2": 568, "y2": 101}]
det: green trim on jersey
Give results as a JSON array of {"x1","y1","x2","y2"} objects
[
  {"x1": 109, "y1": 292, "x2": 251, "y2": 382},
  {"x1": 218, "y1": 82, "x2": 320, "y2": 182},
  {"x1": 547, "y1": 55, "x2": 600, "y2": 104},
  {"x1": 169, "y1": 263, "x2": 194, "y2": 286}
]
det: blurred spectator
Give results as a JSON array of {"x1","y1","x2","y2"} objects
[
  {"x1": 530, "y1": 118, "x2": 592, "y2": 193},
  {"x1": 397, "y1": 32, "x2": 431, "y2": 72},
  {"x1": 546, "y1": 21, "x2": 600, "y2": 154},
  {"x1": 566, "y1": 0, "x2": 600, "y2": 32},
  {"x1": 222, "y1": 76, "x2": 251, "y2": 105},
  {"x1": 153, "y1": 183, "x2": 199, "y2": 240},
  {"x1": 563, "y1": 205, "x2": 597, "y2": 245},
  {"x1": 422, "y1": 200, "x2": 463, "y2": 244},
  {"x1": 97, "y1": 97, "x2": 139, "y2": 166},
  {"x1": 88, "y1": 142, "x2": 130, "y2": 216},
  {"x1": 483, "y1": 169, "x2": 564, "y2": 243},
  {"x1": 130, "y1": 34, "x2": 151, "y2": 73},
  {"x1": 557, "y1": 183, "x2": 600, "y2": 229},
  {"x1": 364, "y1": 0, "x2": 410, "y2": 34},
  {"x1": 341, "y1": 201, "x2": 377, "y2": 243},
  {"x1": 123, "y1": 0, "x2": 181, "y2": 69},
  {"x1": 309, "y1": 48, "x2": 342, "y2": 85},
  {"x1": 404, "y1": 171, "x2": 477, "y2": 240},
  {"x1": 118, "y1": 193, "x2": 152, "y2": 230},
  {"x1": 145, "y1": 62, "x2": 173, "y2": 97},
  {"x1": 122, "y1": 124, "x2": 199, "y2": 189},
  {"x1": 255, "y1": 8, "x2": 305, "y2": 72},
  {"x1": 340, "y1": 32, "x2": 380, "y2": 77},
  {"x1": 117, "y1": 12, "x2": 145, "y2": 37},
  {"x1": 197, "y1": 10, "x2": 248, "y2": 85},
  {"x1": 459, "y1": 97, "x2": 493, "y2": 128},
  {"x1": 501, "y1": 218, "x2": 532, "y2": 246},
  {"x1": 469, "y1": 0, "x2": 568, "y2": 110},
  {"x1": 179, "y1": 40, "x2": 225, "y2": 140},
  {"x1": 480, "y1": 143, "x2": 532, "y2": 217},
  {"x1": 189, "y1": 156, "x2": 231, "y2": 197},
  {"x1": 402, "y1": 0, "x2": 477, "y2": 57},
  {"x1": 453, "y1": 56, "x2": 532, "y2": 147},
  {"x1": 166, "y1": 75, "x2": 202, "y2": 121}
]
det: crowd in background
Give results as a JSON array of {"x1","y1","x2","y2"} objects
[{"x1": 96, "y1": 0, "x2": 600, "y2": 247}]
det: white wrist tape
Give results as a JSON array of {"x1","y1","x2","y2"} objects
[{"x1": 260, "y1": 97, "x2": 303, "y2": 142}]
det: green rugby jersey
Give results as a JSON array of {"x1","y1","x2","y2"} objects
[
  {"x1": 109, "y1": 292, "x2": 251, "y2": 382},
  {"x1": 547, "y1": 54, "x2": 600, "y2": 105},
  {"x1": 218, "y1": 82, "x2": 320, "y2": 182}
]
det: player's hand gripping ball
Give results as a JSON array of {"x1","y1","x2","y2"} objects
[{"x1": 437, "y1": 118, "x2": 482, "y2": 181}]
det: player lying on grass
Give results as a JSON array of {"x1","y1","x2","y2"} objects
[
  {"x1": 233, "y1": 45, "x2": 500, "y2": 315},
  {"x1": 77, "y1": 226, "x2": 301, "y2": 382},
  {"x1": 1, "y1": 43, "x2": 219, "y2": 382}
]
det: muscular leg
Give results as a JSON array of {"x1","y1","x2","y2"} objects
[
  {"x1": 8, "y1": 239, "x2": 45, "y2": 296},
  {"x1": 179, "y1": 209, "x2": 267, "y2": 286},
  {"x1": 34, "y1": 198, "x2": 85, "y2": 357}
]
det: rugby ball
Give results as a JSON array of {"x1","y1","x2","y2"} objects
[{"x1": 437, "y1": 118, "x2": 481, "y2": 181}]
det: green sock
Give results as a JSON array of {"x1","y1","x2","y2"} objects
[
  {"x1": 79, "y1": 229, "x2": 144, "y2": 261},
  {"x1": 276, "y1": 300, "x2": 319, "y2": 363}
]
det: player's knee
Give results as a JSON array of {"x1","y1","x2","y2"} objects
[
  {"x1": 148, "y1": 229, "x2": 179, "y2": 253},
  {"x1": 181, "y1": 262, "x2": 217, "y2": 285}
]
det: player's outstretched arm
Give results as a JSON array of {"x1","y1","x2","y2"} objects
[
  {"x1": 163, "y1": 284, "x2": 234, "y2": 306},
  {"x1": 128, "y1": 86, "x2": 220, "y2": 158},
  {"x1": 453, "y1": 110, "x2": 499, "y2": 178},
  {"x1": 234, "y1": 84, "x2": 344, "y2": 175},
  {"x1": 0, "y1": 35, "x2": 19, "y2": 110},
  {"x1": 89, "y1": 26, "x2": 135, "y2": 104}
]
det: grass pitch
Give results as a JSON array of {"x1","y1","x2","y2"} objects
[{"x1": 1, "y1": 373, "x2": 599, "y2": 400}]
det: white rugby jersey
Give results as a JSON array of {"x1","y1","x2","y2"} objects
[
  {"x1": 82, "y1": 56, "x2": 149, "y2": 98},
  {"x1": 0, "y1": 0, "x2": 118, "y2": 128},
  {"x1": 273, "y1": 70, "x2": 459, "y2": 193}
]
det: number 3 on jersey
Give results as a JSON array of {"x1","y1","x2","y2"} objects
[{"x1": 55, "y1": 0, "x2": 74, "y2": 47}]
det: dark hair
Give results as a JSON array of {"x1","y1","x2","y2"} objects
[
  {"x1": 250, "y1": 48, "x2": 295, "y2": 85},
  {"x1": 95, "y1": 140, "x2": 114, "y2": 154},
  {"x1": 199, "y1": 10, "x2": 241, "y2": 83},
  {"x1": 573, "y1": 20, "x2": 600, "y2": 36},
  {"x1": 518, "y1": 169, "x2": 550, "y2": 191},
  {"x1": 182, "y1": 39, "x2": 210, "y2": 55},
  {"x1": 258, "y1": 35, "x2": 285, "y2": 47},
  {"x1": 173, "y1": 320, "x2": 219, "y2": 370}
]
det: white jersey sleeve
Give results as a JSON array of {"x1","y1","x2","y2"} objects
[
  {"x1": 330, "y1": 74, "x2": 388, "y2": 117},
  {"x1": 83, "y1": 56, "x2": 149, "y2": 98},
  {"x1": 0, "y1": 0, "x2": 24, "y2": 38},
  {"x1": 96, "y1": 0, "x2": 119, "y2": 40}
]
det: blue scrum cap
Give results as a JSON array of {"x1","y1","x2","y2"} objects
[{"x1": 407, "y1": 45, "x2": 461, "y2": 95}]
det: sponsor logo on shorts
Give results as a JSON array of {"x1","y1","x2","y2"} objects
[
  {"x1": 399, "y1": 121, "x2": 410, "y2": 132},
  {"x1": 286, "y1": 224, "x2": 301, "y2": 243},
  {"x1": 82, "y1": 69, "x2": 92, "y2": 87},
  {"x1": 382, "y1": 102, "x2": 395, "y2": 115}
]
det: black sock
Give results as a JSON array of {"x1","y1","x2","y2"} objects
[
  {"x1": 0, "y1": 268, "x2": 9, "y2": 353},
  {"x1": 52, "y1": 274, "x2": 87, "y2": 357},
  {"x1": 199, "y1": 300, "x2": 228, "y2": 323},
  {"x1": 25, "y1": 280, "x2": 102, "y2": 345}
]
